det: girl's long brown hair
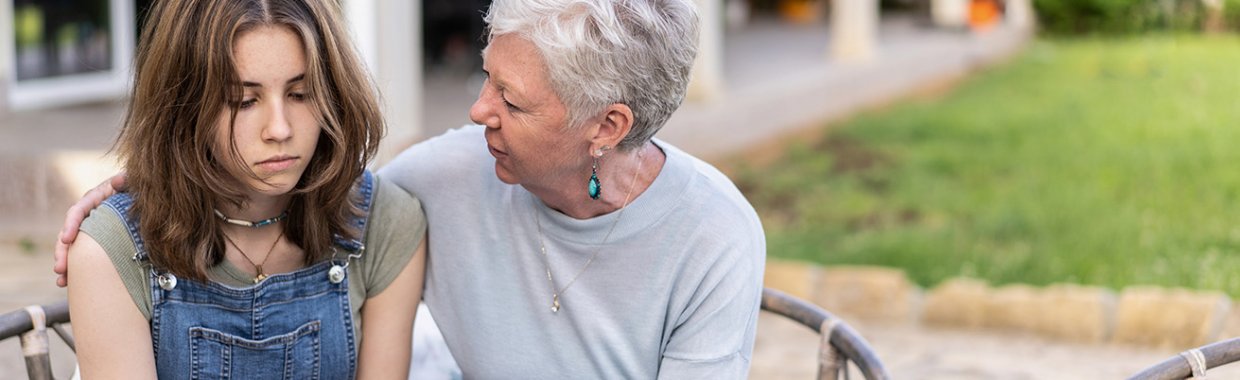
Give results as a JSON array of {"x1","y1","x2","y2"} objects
[{"x1": 118, "y1": 0, "x2": 384, "y2": 281}]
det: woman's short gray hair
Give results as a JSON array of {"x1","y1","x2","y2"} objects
[{"x1": 484, "y1": 0, "x2": 699, "y2": 151}]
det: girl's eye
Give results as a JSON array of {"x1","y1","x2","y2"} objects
[
  {"x1": 238, "y1": 99, "x2": 257, "y2": 109},
  {"x1": 288, "y1": 92, "x2": 307, "y2": 101}
]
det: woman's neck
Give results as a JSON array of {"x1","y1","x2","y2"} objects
[{"x1": 528, "y1": 142, "x2": 665, "y2": 220}]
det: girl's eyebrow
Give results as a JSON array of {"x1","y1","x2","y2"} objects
[{"x1": 241, "y1": 73, "x2": 306, "y2": 88}]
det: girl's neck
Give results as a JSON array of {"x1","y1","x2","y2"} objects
[{"x1": 218, "y1": 194, "x2": 292, "y2": 222}]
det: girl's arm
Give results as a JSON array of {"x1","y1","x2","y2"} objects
[
  {"x1": 67, "y1": 234, "x2": 157, "y2": 379},
  {"x1": 356, "y1": 233, "x2": 428, "y2": 379}
]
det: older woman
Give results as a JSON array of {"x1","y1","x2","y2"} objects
[
  {"x1": 384, "y1": 0, "x2": 765, "y2": 376},
  {"x1": 57, "y1": 0, "x2": 764, "y2": 377}
]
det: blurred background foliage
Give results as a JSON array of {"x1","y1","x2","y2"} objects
[{"x1": 1034, "y1": 0, "x2": 1240, "y2": 34}]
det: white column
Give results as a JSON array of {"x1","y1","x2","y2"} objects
[
  {"x1": 0, "y1": 0, "x2": 11, "y2": 116},
  {"x1": 1005, "y1": 0, "x2": 1035, "y2": 30},
  {"x1": 344, "y1": 1, "x2": 377, "y2": 69},
  {"x1": 687, "y1": 0, "x2": 724, "y2": 102},
  {"x1": 932, "y1": 0, "x2": 970, "y2": 29},
  {"x1": 831, "y1": 0, "x2": 879, "y2": 63},
  {"x1": 344, "y1": 0, "x2": 423, "y2": 166},
  {"x1": 725, "y1": 0, "x2": 749, "y2": 30}
]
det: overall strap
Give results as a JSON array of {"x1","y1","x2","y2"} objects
[
  {"x1": 100, "y1": 193, "x2": 151, "y2": 263},
  {"x1": 331, "y1": 170, "x2": 375, "y2": 254}
]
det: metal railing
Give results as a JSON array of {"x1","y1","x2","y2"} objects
[
  {"x1": 2, "y1": 291, "x2": 892, "y2": 380},
  {"x1": 0, "y1": 301, "x2": 73, "y2": 380},
  {"x1": 760, "y1": 287, "x2": 891, "y2": 380},
  {"x1": 1128, "y1": 337, "x2": 1240, "y2": 380}
]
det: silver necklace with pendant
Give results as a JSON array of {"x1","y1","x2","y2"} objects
[{"x1": 533, "y1": 150, "x2": 644, "y2": 313}]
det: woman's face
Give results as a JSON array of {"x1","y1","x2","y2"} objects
[
  {"x1": 470, "y1": 34, "x2": 592, "y2": 188},
  {"x1": 216, "y1": 25, "x2": 320, "y2": 197}
]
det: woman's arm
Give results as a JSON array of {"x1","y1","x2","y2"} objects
[
  {"x1": 356, "y1": 233, "x2": 428, "y2": 379},
  {"x1": 67, "y1": 233, "x2": 156, "y2": 379}
]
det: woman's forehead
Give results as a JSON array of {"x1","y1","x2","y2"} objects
[{"x1": 484, "y1": 35, "x2": 552, "y2": 96}]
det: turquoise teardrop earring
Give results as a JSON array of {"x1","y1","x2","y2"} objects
[{"x1": 588, "y1": 147, "x2": 606, "y2": 200}]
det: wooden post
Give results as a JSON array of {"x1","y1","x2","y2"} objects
[
  {"x1": 688, "y1": 0, "x2": 725, "y2": 102},
  {"x1": 831, "y1": 0, "x2": 879, "y2": 63}
]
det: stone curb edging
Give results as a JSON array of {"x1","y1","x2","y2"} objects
[{"x1": 764, "y1": 259, "x2": 1237, "y2": 350}]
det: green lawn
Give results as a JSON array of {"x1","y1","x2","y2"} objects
[{"x1": 734, "y1": 35, "x2": 1240, "y2": 296}]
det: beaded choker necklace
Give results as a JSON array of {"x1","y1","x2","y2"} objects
[{"x1": 214, "y1": 209, "x2": 288, "y2": 228}]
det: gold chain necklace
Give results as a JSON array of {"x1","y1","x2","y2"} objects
[
  {"x1": 222, "y1": 228, "x2": 285, "y2": 284},
  {"x1": 533, "y1": 150, "x2": 645, "y2": 313}
]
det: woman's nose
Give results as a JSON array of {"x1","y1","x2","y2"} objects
[{"x1": 469, "y1": 84, "x2": 499, "y2": 129}]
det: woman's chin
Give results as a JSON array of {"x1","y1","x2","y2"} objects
[{"x1": 493, "y1": 165, "x2": 520, "y2": 185}]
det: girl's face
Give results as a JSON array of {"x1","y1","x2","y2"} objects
[{"x1": 216, "y1": 25, "x2": 320, "y2": 198}]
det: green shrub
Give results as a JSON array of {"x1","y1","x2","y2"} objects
[
  {"x1": 1034, "y1": 0, "x2": 1209, "y2": 34},
  {"x1": 1225, "y1": 0, "x2": 1240, "y2": 28}
]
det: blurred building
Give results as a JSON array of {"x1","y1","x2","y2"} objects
[
  {"x1": 0, "y1": 0, "x2": 421, "y2": 161},
  {"x1": 0, "y1": 0, "x2": 1031, "y2": 126},
  {"x1": 0, "y1": 0, "x2": 1033, "y2": 238}
]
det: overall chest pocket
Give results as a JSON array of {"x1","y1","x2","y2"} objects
[{"x1": 189, "y1": 320, "x2": 322, "y2": 380}]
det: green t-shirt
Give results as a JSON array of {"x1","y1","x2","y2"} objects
[{"x1": 79, "y1": 174, "x2": 426, "y2": 334}]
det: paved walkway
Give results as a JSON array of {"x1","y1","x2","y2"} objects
[
  {"x1": 751, "y1": 311, "x2": 1240, "y2": 379},
  {"x1": 2, "y1": 14, "x2": 1178, "y2": 380}
]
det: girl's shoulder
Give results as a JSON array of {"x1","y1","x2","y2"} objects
[
  {"x1": 355, "y1": 174, "x2": 427, "y2": 297},
  {"x1": 78, "y1": 203, "x2": 155, "y2": 320}
]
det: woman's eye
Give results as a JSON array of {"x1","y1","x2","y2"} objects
[
  {"x1": 238, "y1": 99, "x2": 257, "y2": 109},
  {"x1": 288, "y1": 92, "x2": 307, "y2": 101},
  {"x1": 502, "y1": 97, "x2": 519, "y2": 112}
]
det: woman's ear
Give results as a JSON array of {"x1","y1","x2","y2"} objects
[{"x1": 589, "y1": 103, "x2": 634, "y2": 152}]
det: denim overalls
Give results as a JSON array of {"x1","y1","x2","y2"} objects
[{"x1": 102, "y1": 171, "x2": 374, "y2": 379}]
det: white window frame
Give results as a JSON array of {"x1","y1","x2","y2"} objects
[{"x1": 2, "y1": 0, "x2": 134, "y2": 110}]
